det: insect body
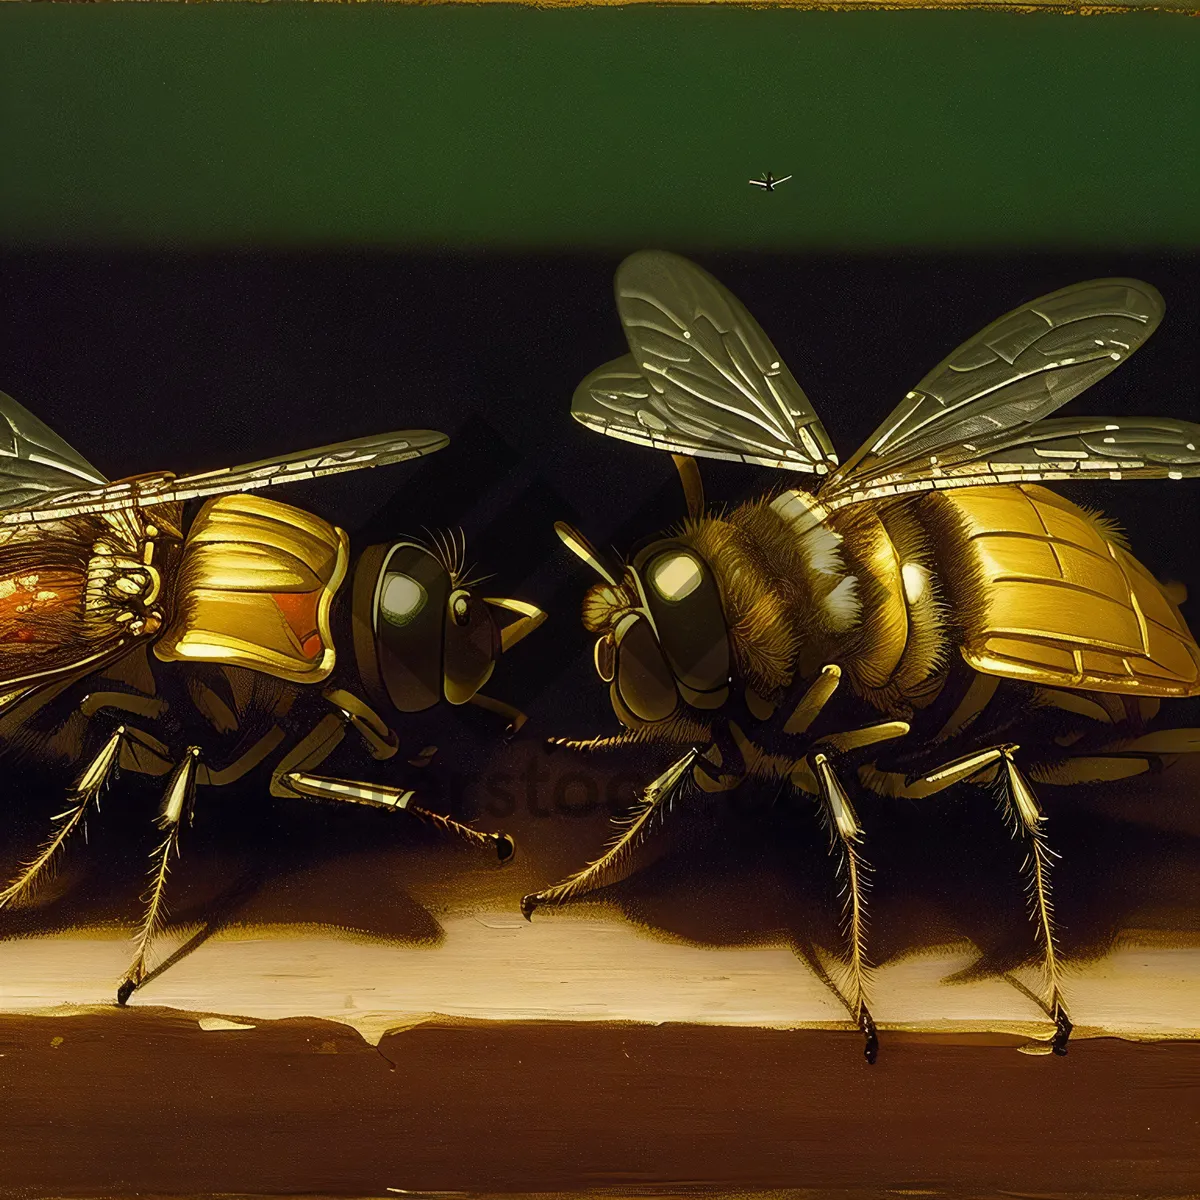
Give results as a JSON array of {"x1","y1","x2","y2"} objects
[
  {"x1": 0, "y1": 391, "x2": 545, "y2": 1003},
  {"x1": 524, "y1": 250, "x2": 1200, "y2": 1061}
]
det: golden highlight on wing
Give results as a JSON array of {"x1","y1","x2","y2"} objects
[
  {"x1": 0, "y1": 390, "x2": 108, "y2": 513},
  {"x1": 1, "y1": 428, "x2": 449, "y2": 526},
  {"x1": 572, "y1": 251, "x2": 838, "y2": 472},
  {"x1": 822, "y1": 278, "x2": 1165, "y2": 506},
  {"x1": 820, "y1": 416, "x2": 1200, "y2": 509}
]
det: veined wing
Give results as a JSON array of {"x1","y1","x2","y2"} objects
[
  {"x1": 574, "y1": 250, "x2": 838, "y2": 473},
  {"x1": 821, "y1": 278, "x2": 1164, "y2": 506},
  {"x1": 572, "y1": 351, "x2": 833, "y2": 470},
  {"x1": 0, "y1": 428, "x2": 448, "y2": 525},
  {"x1": 0, "y1": 390, "x2": 108, "y2": 513},
  {"x1": 820, "y1": 416, "x2": 1200, "y2": 509}
]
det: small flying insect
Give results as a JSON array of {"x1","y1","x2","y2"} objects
[
  {"x1": 526, "y1": 250, "x2": 1200, "y2": 1062},
  {"x1": 0, "y1": 389, "x2": 545, "y2": 1003},
  {"x1": 749, "y1": 172, "x2": 792, "y2": 192}
]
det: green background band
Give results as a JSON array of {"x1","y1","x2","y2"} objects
[{"x1": 2, "y1": 6, "x2": 1198, "y2": 250}]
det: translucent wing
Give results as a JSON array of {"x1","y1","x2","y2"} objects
[
  {"x1": 821, "y1": 416, "x2": 1200, "y2": 508},
  {"x1": 821, "y1": 278, "x2": 1164, "y2": 506},
  {"x1": 0, "y1": 390, "x2": 108, "y2": 512},
  {"x1": 572, "y1": 251, "x2": 838, "y2": 473},
  {"x1": 1, "y1": 428, "x2": 449, "y2": 526}
]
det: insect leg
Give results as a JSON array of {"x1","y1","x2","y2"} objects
[
  {"x1": 782, "y1": 664, "x2": 843, "y2": 736},
  {"x1": 0, "y1": 726, "x2": 126, "y2": 910},
  {"x1": 546, "y1": 730, "x2": 648, "y2": 753},
  {"x1": 809, "y1": 751, "x2": 878, "y2": 1065},
  {"x1": 269, "y1": 704, "x2": 515, "y2": 860},
  {"x1": 907, "y1": 744, "x2": 1071, "y2": 1053},
  {"x1": 283, "y1": 770, "x2": 515, "y2": 862},
  {"x1": 998, "y1": 749, "x2": 1072, "y2": 1055},
  {"x1": 469, "y1": 692, "x2": 530, "y2": 735},
  {"x1": 117, "y1": 747, "x2": 201, "y2": 1006},
  {"x1": 321, "y1": 688, "x2": 399, "y2": 760},
  {"x1": 521, "y1": 746, "x2": 701, "y2": 919},
  {"x1": 484, "y1": 596, "x2": 547, "y2": 655}
]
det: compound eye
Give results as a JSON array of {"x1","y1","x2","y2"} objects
[
  {"x1": 449, "y1": 588, "x2": 471, "y2": 627},
  {"x1": 594, "y1": 635, "x2": 616, "y2": 682},
  {"x1": 614, "y1": 615, "x2": 678, "y2": 724},
  {"x1": 649, "y1": 552, "x2": 703, "y2": 603},
  {"x1": 380, "y1": 573, "x2": 427, "y2": 627}
]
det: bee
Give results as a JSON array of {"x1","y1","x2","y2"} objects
[
  {"x1": 0, "y1": 389, "x2": 545, "y2": 1003},
  {"x1": 524, "y1": 250, "x2": 1200, "y2": 1062}
]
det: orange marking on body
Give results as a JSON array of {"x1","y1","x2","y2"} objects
[
  {"x1": 0, "y1": 569, "x2": 80, "y2": 644},
  {"x1": 272, "y1": 591, "x2": 324, "y2": 660}
]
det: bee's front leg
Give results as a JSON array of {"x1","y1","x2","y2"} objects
[
  {"x1": 270, "y1": 698, "x2": 515, "y2": 863},
  {"x1": 283, "y1": 771, "x2": 515, "y2": 863},
  {"x1": 521, "y1": 745, "x2": 705, "y2": 919}
]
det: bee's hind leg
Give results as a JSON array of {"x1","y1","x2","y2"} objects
[
  {"x1": 0, "y1": 725, "x2": 128, "y2": 912},
  {"x1": 117, "y1": 748, "x2": 201, "y2": 1006},
  {"x1": 910, "y1": 744, "x2": 1071, "y2": 1054},
  {"x1": 997, "y1": 749, "x2": 1071, "y2": 1054}
]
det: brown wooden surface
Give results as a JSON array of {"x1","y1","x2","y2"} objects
[{"x1": 0, "y1": 1012, "x2": 1197, "y2": 1198}]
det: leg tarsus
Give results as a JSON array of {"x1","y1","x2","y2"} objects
[
  {"x1": 116, "y1": 978, "x2": 136, "y2": 1007},
  {"x1": 1053, "y1": 1003, "x2": 1073, "y2": 1055},
  {"x1": 860, "y1": 1006, "x2": 879, "y2": 1065}
]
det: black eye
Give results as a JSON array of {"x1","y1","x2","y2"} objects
[
  {"x1": 353, "y1": 543, "x2": 449, "y2": 714},
  {"x1": 615, "y1": 617, "x2": 678, "y2": 724},
  {"x1": 639, "y1": 546, "x2": 729, "y2": 698}
]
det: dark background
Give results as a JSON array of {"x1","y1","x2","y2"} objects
[{"x1": 0, "y1": 248, "x2": 1198, "y2": 980}]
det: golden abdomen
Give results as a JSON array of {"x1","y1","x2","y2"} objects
[{"x1": 933, "y1": 484, "x2": 1200, "y2": 697}]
